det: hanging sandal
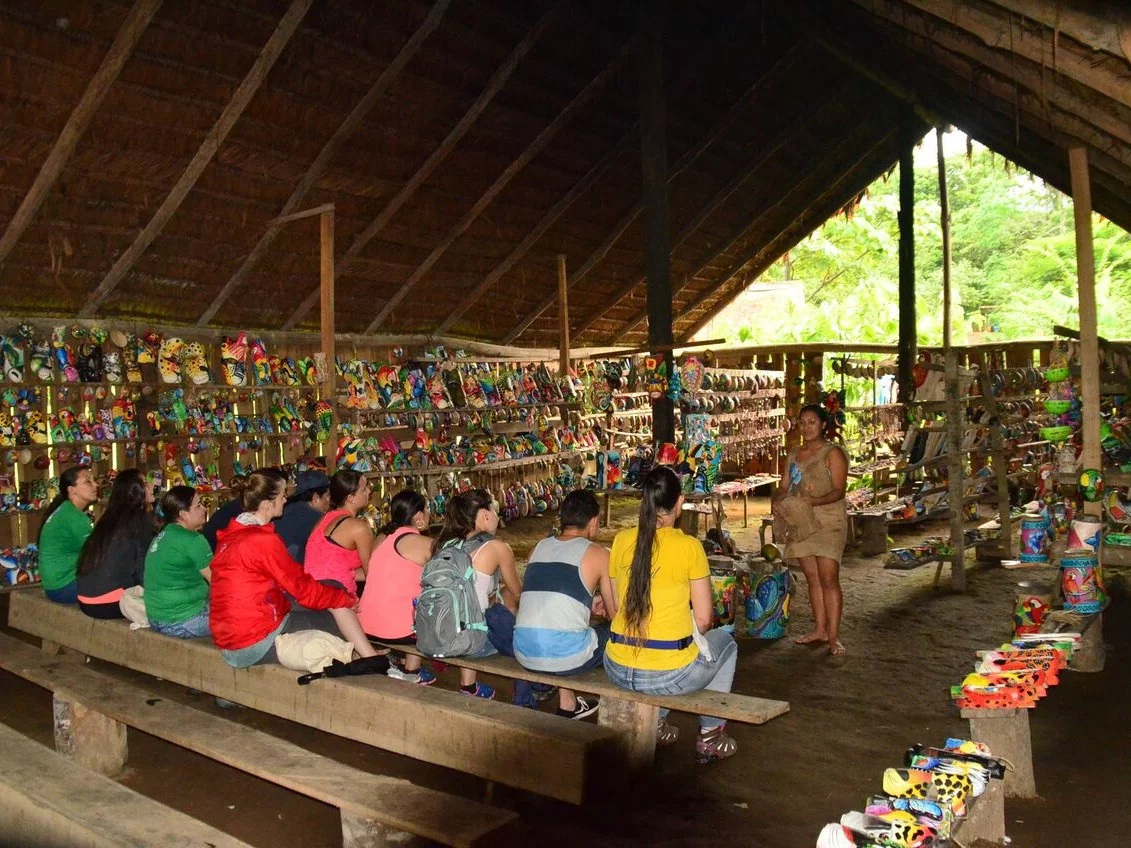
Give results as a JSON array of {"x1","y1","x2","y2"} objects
[
  {"x1": 695, "y1": 723, "x2": 738, "y2": 764},
  {"x1": 656, "y1": 717, "x2": 680, "y2": 747}
]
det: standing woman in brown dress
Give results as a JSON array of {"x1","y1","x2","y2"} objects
[{"x1": 775, "y1": 403, "x2": 849, "y2": 655}]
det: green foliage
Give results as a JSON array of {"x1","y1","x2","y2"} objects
[{"x1": 701, "y1": 139, "x2": 1131, "y2": 345}]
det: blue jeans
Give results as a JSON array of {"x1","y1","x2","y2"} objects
[
  {"x1": 151, "y1": 603, "x2": 211, "y2": 639},
  {"x1": 476, "y1": 604, "x2": 543, "y2": 707},
  {"x1": 603, "y1": 629, "x2": 738, "y2": 729},
  {"x1": 45, "y1": 582, "x2": 79, "y2": 604}
]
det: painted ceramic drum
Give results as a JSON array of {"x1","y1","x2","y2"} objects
[
  {"x1": 1019, "y1": 513, "x2": 1050, "y2": 562},
  {"x1": 1060, "y1": 547, "x2": 1107, "y2": 614},
  {"x1": 744, "y1": 565, "x2": 792, "y2": 639},
  {"x1": 1067, "y1": 519, "x2": 1104, "y2": 553},
  {"x1": 708, "y1": 559, "x2": 737, "y2": 633}
]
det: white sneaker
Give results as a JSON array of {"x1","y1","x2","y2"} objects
[{"x1": 386, "y1": 665, "x2": 421, "y2": 683}]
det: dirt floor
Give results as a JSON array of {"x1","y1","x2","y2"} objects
[{"x1": 2, "y1": 496, "x2": 1128, "y2": 848}]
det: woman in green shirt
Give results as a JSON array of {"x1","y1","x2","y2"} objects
[
  {"x1": 145, "y1": 486, "x2": 212, "y2": 638},
  {"x1": 38, "y1": 466, "x2": 98, "y2": 604}
]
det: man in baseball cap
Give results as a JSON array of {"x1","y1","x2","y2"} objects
[{"x1": 276, "y1": 469, "x2": 331, "y2": 564}]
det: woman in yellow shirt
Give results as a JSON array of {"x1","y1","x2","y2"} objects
[{"x1": 603, "y1": 466, "x2": 738, "y2": 764}]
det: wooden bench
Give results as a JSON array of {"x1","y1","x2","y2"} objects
[
  {"x1": 7, "y1": 590, "x2": 618, "y2": 805},
  {"x1": 0, "y1": 720, "x2": 252, "y2": 848},
  {"x1": 376, "y1": 641, "x2": 791, "y2": 770},
  {"x1": 0, "y1": 631, "x2": 516, "y2": 847}
]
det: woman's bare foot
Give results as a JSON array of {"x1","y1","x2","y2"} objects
[
  {"x1": 793, "y1": 631, "x2": 828, "y2": 645},
  {"x1": 829, "y1": 641, "x2": 846, "y2": 656}
]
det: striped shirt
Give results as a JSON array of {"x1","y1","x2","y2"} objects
[{"x1": 513, "y1": 536, "x2": 597, "y2": 673}]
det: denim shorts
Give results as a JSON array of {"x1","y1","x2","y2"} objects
[{"x1": 150, "y1": 602, "x2": 211, "y2": 639}]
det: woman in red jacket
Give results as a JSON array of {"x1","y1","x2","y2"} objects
[{"x1": 209, "y1": 469, "x2": 358, "y2": 668}]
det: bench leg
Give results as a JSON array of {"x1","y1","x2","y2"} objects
[
  {"x1": 341, "y1": 811, "x2": 427, "y2": 847},
  {"x1": 1069, "y1": 613, "x2": 1105, "y2": 673},
  {"x1": 597, "y1": 696, "x2": 658, "y2": 772},
  {"x1": 954, "y1": 774, "x2": 1006, "y2": 846},
  {"x1": 963, "y1": 708, "x2": 1037, "y2": 799},
  {"x1": 52, "y1": 694, "x2": 127, "y2": 777}
]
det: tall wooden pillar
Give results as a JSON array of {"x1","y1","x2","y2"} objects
[
  {"x1": 897, "y1": 116, "x2": 917, "y2": 409},
  {"x1": 320, "y1": 208, "x2": 339, "y2": 465},
  {"x1": 1069, "y1": 147, "x2": 1101, "y2": 518},
  {"x1": 638, "y1": 0, "x2": 675, "y2": 444}
]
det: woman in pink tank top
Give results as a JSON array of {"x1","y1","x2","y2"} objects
[
  {"x1": 359, "y1": 490, "x2": 433, "y2": 680},
  {"x1": 302, "y1": 470, "x2": 379, "y2": 658}
]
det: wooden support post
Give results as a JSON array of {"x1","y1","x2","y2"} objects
[
  {"x1": 961, "y1": 707, "x2": 1037, "y2": 799},
  {"x1": 53, "y1": 695, "x2": 127, "y2": 777},
  {"x1": 320, "y1": 208, "x2": 339, "y2": 464},
  {"x1": 1070, "y1": 612, "x2": 1106, "y2": 673},
  {"x1": 937, "y1": 127, "x2": 952, "y2": 349},
  {"x1": 1069, "y1": 147, "x2": 1102, "y2": 518},
  {"x1": 638, "y1": 0, "x2": 675, "y2": 445},
  {"x1": 597, "y1": 696, "x2": 658, "y2": 773},
  {"x1": 954, "y1": 776, "x2": 1006, "y2": 845},
  {"x1": 557, "y1": 255, "x2": 570, "y2": 375},
  {"x1": 340, "y1": 812, "x2": 426, "y2": 848},
  {"x1": 897, "y1": 118, "x2": 917, "y2": 411},
  {"x1": 945, "y1": 350, "x2": 966, "y2": 591}
]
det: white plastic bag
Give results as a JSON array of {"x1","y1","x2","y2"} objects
[{"x1": 119, "y1": 586, "x2": 149, "y2": 630}]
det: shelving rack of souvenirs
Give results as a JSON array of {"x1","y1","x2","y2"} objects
[
  {"x1": 831, "y1": 355, "x2": 906, "y2": 513},
  {"x1": 1050, "y1": 332, "x2": 1131, "y2": 570},
  {"x1": 0, "y1": 324, "x2": 332, "y2": 591},
  {"x1": 332, "y1": 352, "x2": 593, "y2": 522},
  {"x1": 886, "y1": 350, "x2": 1061, "y2": 590}
]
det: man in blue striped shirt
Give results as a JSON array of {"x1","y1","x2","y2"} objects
[{"x1": 514, "y1": 491, "x2": 616, "y2": 719}]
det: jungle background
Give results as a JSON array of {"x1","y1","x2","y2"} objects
[{"x1": 694, "y1": 133, "x2": 1131, "y2": 347}]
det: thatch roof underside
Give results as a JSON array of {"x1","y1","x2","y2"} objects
[{"x1": 0, "y1": 0, "x2": 1129, "y2": 347}]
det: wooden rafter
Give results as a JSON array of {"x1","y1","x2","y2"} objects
[
  {"x1": 884, "y1": 0, "x2": 1131, "y2": 107},
  {"x1": 990, "y1": 0, "x2": 1131, "y2": 62},
  {"x1": 281, "y1": 1, "x2": 563, "y2": 331},
  {"x1": 595, "y1": 83, "x2": 850, "y2": 340},
  {"x1": 195, "y1": 0, "x2": 451, "y2": 327},
  {"x1": 848, "y1": 0, "x2": 1131, "y2": 152},
  {"x1": 426, "y1": 13, "x2": 748, "y2": 336},
  {"x1": 500, "y1": 44, "x2": 803, "y2": 345},
  {"x1": 675, "y1": 122, "x2": 906, "y2": 341},
  {"x1": 359, "y1": 37, "x2": 634, "y2": 335},
  {"x1": 0, "y1": 0, "x2": 162, "y2": 267},
  {"x1": 78, "y1": 0, "x2": 312, "y2": 317}
]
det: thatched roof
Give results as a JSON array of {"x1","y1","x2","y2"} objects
[{"x1": 0, "y1": 0, "x2": 1128, "y2": 348}]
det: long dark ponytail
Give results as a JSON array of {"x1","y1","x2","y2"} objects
[
  {"x1": 622, "y1": 466, "x2": 682, "y2": 639},
  {"x1": 432, "y1": 488, "x2": 491, "y2": 555},
  {"x1": 380, "y1": 489, "x2": 426, "y2": 536}
]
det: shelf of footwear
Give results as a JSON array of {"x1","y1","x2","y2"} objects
[{"x1": 363, "y1": 450, "x2": 586, "y2": 478}]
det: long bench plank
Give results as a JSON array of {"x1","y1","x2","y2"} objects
[
  {"x1": 0, "y1": 721, "x2": 252, "y2": 848},
  {"x1": 0, "y1": 633, "x2": 516, "y2": 848},
  {"x1": 8, "y1": 590, "x2": 617, "y2": 804},
  {"x1": 379, "y1": 642, "x2": 791, "y2": 725}
]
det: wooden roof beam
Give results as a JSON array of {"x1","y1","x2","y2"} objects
[
  {"x1": 886, "y1": 0, "x2": 1131, "y2": 107},
  {"x1": 0, "y1": 0, "x2": 162, "y2": 268},
  {"x1": 78, "y1": 0, "x2": 312, "y2": 317},
  {"x1": 500, "y1": 43, "x2": 804, "y2": 345},
  {"x1": 195, "y1": 0, "x2": 451, "y2": 327},
  {"x1": 674, "y1": 123, "x2": 908, "y2": 341},
  {"x1": 594, "y1": 83, "x2": 851, "y2": 340},
  {"x1": 847, "y1": 0, "x2": 1131, "y2": 151},
  {"x1": 281, "y1": 2, "x2": 564, "y2": 331},
  {"x1": 988, "y1": 0, "x2": 1131, "y2": 62},
  {"x1": 431, "y1": 129, "x2": 635, "y2": 336},
  {"x1": 359, "y1": 36, "x2": 634, "y2": 335}
]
